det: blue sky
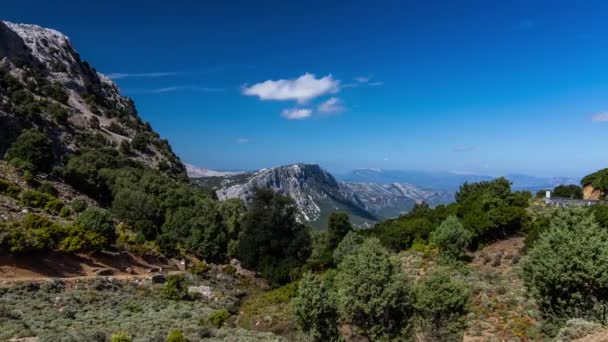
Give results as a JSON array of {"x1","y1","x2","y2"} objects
[{"x1": 4, "y1": 0, "x2": 608, "y2": 176}]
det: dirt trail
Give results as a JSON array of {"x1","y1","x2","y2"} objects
[{"x1": 0, "y1": 250, "x2": 177, "y2": 284}]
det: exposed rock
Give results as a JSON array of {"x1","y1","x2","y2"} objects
[
  {"x1": 199, "y1": 163, "x2": 450, "y2": 227},
  {"x1": 583, "y1": 185, "x2": 603, "y2": 200},
  {"x1": 188, "y1": 285, "x2": 214, "y2": 299},
  {"x1": 0, "y1": 20, "x2": 186, "y2": 177}
]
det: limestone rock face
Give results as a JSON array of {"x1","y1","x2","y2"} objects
[
  {"x1": 583, "y1": 185, "x2": 603, "y2": 200},
  {"x1": 0, "y1": 21, "x2": 185, "y2": 177}
]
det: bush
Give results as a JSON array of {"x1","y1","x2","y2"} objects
[
  {"x1": 4, "y1": 214, "x2": 57, "y2": 253},
  {"x1": 162, "y1": 274, "x2": 190, "y2": 300},
  {"x1": 414, "y1": 271, "x2": 470, "y2": 341},
  {"x1": 110, "y1": 332, "x2": 132, "y2": 342},
  {"x1": 189, "y1": 261, "x2": 210, "y2": 275},
  {"x1": 43, "y1": 198, "x2": 64, "y2": 215},
  {"x1": 0, "y1": 179, "x2": 21, "y2": 198},
  {"x1": 19, "y1": 190, "x2": 54, "y2": 208},
  {"x1": 70, "y1": 198, "x2": 88, "y2": 213},
  {"x1": 334, "y1": 238, "x2": 414, "y2": 339},
  {"x1": 76, "y1": 208, "x2": 115, "y2": 242},
  {"x1": 57, "y1": 224, "x2": 108, "y2": 252},
  {"x1": 430, "y1": 216, "x2": 472, "y2": 262},
  {"x1": 522, "y1": 208, "x2": 608, "y2": 328},
  {"x1": 207, "y1": 309, "x2": 230, "y2": 328},
  {"x1": 332, "y1": 231, "x2": 364, "y2": 265},
  {"x1": 292, "y1": 272, "x2": 340, "y2": 341},
  {"x1": 37, "y1": 181, "x2": 58, "y2": 196},
  {"x1": 4, "y1": 129, "x2": 54, "y2": 174},
  {"x1": 166, "y1": 329, "x2": 185, "y2": 342}
]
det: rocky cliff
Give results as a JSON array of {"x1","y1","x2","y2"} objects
[
  {"x1": 0, "y1": 21, "x2": 185, "y2": 177},
  {"x1": 194, "y1": 163, "x2": 450, "y2": 228}
]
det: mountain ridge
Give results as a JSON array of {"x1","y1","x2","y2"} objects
[
  {"x1": 0, "y1": 20, "x2": 185, "y2": 177},
  {"x1": 192, "y1": 163, "x2": 451, "y2": 227}
]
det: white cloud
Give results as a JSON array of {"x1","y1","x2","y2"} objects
[
  {"x1": 355, "y1": 76, "x2": 370, "y2": 83},
  {"x1": 318, "y1": 97, "x2": 345, "y2": 114},
  {"x1": 107, "y1": 72, "x2": 179, "y2": 80},
  {"x1": 343, "y1": 75, "x2": 383, "y2": 88},
  {"x1": 591, "y1": 112, "x2": 608, "y2": 122},
  {"x1": 236, "y1": 138, "x2": 250, "y2": 144},
  {"x1": 281, "y1": 108, "x2": 312, "y2": 120},
  {"x1": 242, "y1": 73, "x2": 340, "y2": 103},
  {"x1": 452, "y1": 145, "x2": 475, "y2": 152}
]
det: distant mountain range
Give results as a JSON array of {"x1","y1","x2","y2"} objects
[
  {"x1": 185, "y1": 164, "x2": 245, "y2": 178},
  {"x1": 190, "y1": 165, "x2": 579, "y2": 228},
  {"x1": 191, "y1": 164, "x2": 451, "y2": 228},
  {"x1": 339, "y1": 169, "x2": 579, "y2": 191}
]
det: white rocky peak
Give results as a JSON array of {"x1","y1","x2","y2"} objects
[{"x1": 3, "y1": 21, "x2": 76, "y2": 67}]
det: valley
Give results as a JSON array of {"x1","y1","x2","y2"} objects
[{"x1": 1, "y1": 8, "x2": 607, "y2": 342}]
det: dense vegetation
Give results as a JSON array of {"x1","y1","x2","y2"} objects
[{"x1": 368, "y1": 177, "x2": 532, "y2": 252}]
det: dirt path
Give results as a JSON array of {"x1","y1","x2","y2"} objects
[{"x1": 0, "y1": 250, "x2": 177, "y2": 284}]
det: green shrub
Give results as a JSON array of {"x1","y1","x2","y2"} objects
[
  {"x1": 110, "y1": 332, "x2": 132, "y2": 342},
  {"x1": 523, "y1": 208, "x2": 608, "y2": 329},
  {"x1": 59, "y1": 206, "x2": 72, "y2": 218},
  {"x1": 19, "y1": 190, "x2": 54, "y2": 208},
  {"x1": 76, "y1": 208, "x2": 115, "y2": 242},
  {"x1": 334, "y1": 238, "x2": 414, "y2": 339},
  {"x1": 162, "y1": 274, "x2": 190, "y2": 300},
  {"x1": 207, "y1": 309, "x2": 230, "y2": 328},
  {"x1": 292, "y1": 272, "x2": 340, "y2": 341},
  {"x1": 166, "y1": 329, "x2": 185, "y2": 342},
  {"x1": 0, "y1": 179, "x2": 21, "y2": 198},
  {"x1": 414, "y1": 271, "x2": 470, "y2": 341},
  {"x1": 57, "y1": 224, "x2": 108, "y2": 252},
  {"x1": 4, "y1": 129, "x2": 54, "y2": 174},
  {"x1": 5, "y1": 214, "x2": 58, "y2": 253},
  {"x1": 70, "y1": 198, "x2": 88, "y2": 213},
  {"x1": 44, "y1": 198, "x2": 64, "y2": 215},
  {"x1": 332, "y1": 231, "x2": 364, "y2": 265},
  {"x1": 430, "y1": 216, "x2": 472, "y2": 262},
  {"x1": 37, "y1": 181, "x2": 58, "y2": 196},
  {"x1": 189, "y1": 261, "x2": 210, "y2": 275},
  {"x1": 221, "y1": 264, "x2": 236, "y2": 275},
  {"x1": 107, "y1": 122, "x2": 128, "y2": 136}
]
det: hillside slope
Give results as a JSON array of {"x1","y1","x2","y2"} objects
[{"x1": 0, "y1": 21, "x2": 185, "y2": 177}]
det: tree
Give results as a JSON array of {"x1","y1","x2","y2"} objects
[
  {"x1": 430, "y1": 216, "x2": 472, "y2": 262},
  {"x1": 292, "y1": 272, "x2": 340, "y2": 341},
  {"x1": 238, "y1": 188, "x2": 311, "y2": 284},
  {"x1": 522, "y1": 208, "x2": 608, "y2": 327},
  {"x1": 552, "y1": 184, "x2": 583, "y2": 199},
  {"x1": 414, "y1": 271, "x2": 470, "y2": 341},
  {"x1": 327, "y1": 212, "x2": 353, "y2": 249},
  {"x1": 333, "y1": 231, "x2": 365, "y2": 265},
  {"x1": 334, "y1": 238, "x2": 414, "y2": 339},
  {"x1": 76, "y1": 208, "x2": 115, "y2": 243},
  {"x1": 4, "y1": 129, "x2": 53, "y2": 174}
]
